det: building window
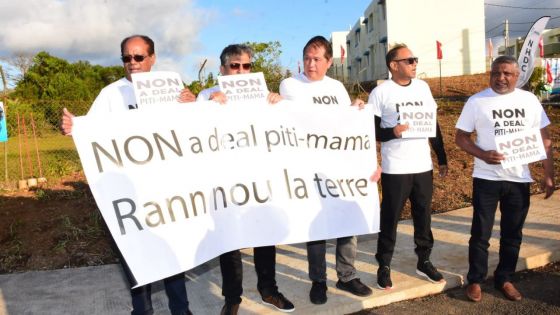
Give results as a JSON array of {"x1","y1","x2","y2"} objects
[
  {"x1": 368, "y1": 13, "x2": 374, "y2": 32},
  {"x1": 354, "y1": 30, "x2": 360, "y2": 47}
]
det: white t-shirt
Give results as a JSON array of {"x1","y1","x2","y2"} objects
[
  {"x1": 367, "y1": 79, "x2": 437, "y2": 174},
  {"x1": 88, "y1": 78, "x2": 137, "y2": 115},
  {"x1": 456, "y1": 88, "x2": 550, "y2": 182},
  {"x1": 279, "y1": 73, "x2": 351, "y2": 106},
  {"x1": 196, "y1": 86, "x2": 220, "y2": 101}
]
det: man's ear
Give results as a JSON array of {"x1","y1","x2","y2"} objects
[{"x1": 389, "y1": 61, "x2": 398, "y2": 73}]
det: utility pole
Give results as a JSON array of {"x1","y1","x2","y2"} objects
[
  {"x1": 504, "y1": 19, "x2": 510, "y2": 55},
  {"x1": 198, "y1": 59, "x2": 207, "y2": 84}
]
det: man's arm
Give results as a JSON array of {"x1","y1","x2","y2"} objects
[
  {"x1": 541, "y1": 126, "x2": 555, "y2": 198},
  {"x1": 429, "y1": 122, "x2": 448, "y2": 177},
  {"x1": 374, "y1": 116, "x2": 409, "y2": 142},
  {"x1": 455, "y1": 129, "x2": 504, "y2": 164}
]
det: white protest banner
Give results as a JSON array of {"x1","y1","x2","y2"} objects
[
  {"x1": 72, "y1": 102, "x2": 379, "y2": 287},
  {"x1": 217, "y1": 72, "x2": 268, "y2": 103},
  {"x1": 132, "y1": 71, "x2": 183, "y2": 108},
  {"x1": 399, "y1": 105, "x2": 436, "y2": 138},
  {"x1": 495, "y1": 128, "x2": 546, "y2": 169}
]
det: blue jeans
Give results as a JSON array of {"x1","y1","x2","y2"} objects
[
  {"x1": 117, "y1": 247, "x2": 189, "y2": 315},
  {"x1": 467, "y1": 178, "x2": 530, "y2": 286},
  {"x1": 130, "y1": 273, "x2": 190, "y2": 315}
]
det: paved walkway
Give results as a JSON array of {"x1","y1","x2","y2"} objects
[{"x1": 1, "y1": 193, "x2": 559, "y2": 315}]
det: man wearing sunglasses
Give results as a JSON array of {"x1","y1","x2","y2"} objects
[
  {"x1": 61, "y1": 35, "x2": 194, "y2": 315},
  {"x1": 279, "y1": 35, "x2": 373, "y2": 305},
  {"x1": 192, "y1": 44, "x2": 282, "y2": 105},
  {"x1": 194, "y1": 44, "x2": 292, "y2": 315},
  {"x1": 367, "y1": 44, "x2": 448, "y2": 291}
]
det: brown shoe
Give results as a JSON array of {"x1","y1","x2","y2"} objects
[
  {"x1": 466, "y1": 283, "x2": 482, "y2": 302},
  {"x1": 499, "y1": 282, "x2": 522, "y2": 301},
  {"x1": 220, "y1": 303, "x2": 240, "y2": 315}
]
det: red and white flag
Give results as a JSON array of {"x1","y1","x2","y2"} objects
[
  {"x1": 340, "y1": 45, "x2": 346, "y2": 64},
  {"x1": 436, "y1": 41, "x2": 443, "y2": 60},
  {"x1": 539, "y1": 36, "x2": 545, "y2": 58},
  {"x1": 487, "y1": 38, "x2": 494, "y2": 58}
]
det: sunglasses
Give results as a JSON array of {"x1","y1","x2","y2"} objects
[
  {"x1": 393, "y1": 57, "x2": 418, "y2": 65},
  {"x1": 121, "y1": 54, "x2": 149, "y2": 63},
  {"x1": 228, "y1": 63, "x2": 252, "y2": 70}
]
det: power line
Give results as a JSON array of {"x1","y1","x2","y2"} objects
[
  {"x1": 486, "y1": 16, "x2": 560, "y2": 35},
  {"x1": 485, "y1": 3, "x2": 560, "y2": 10}
]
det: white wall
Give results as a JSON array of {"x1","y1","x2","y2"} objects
[
  {"x1": 385, "y1": 0, "x2": 486, "y2": 78},
  {"x1": 329, "y1": 31, "x2": 349, "y2": 82}
]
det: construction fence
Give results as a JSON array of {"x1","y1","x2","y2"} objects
[{"x1": 0, "y1": 98, "x2": 91, "y2": 189}]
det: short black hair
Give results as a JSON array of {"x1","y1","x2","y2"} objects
[
  {"x1": 303, "y1": 36, "x2": 333, "y2": 60},
  {"x1": 120, "y1": 35, "x2": 155, "y2": 56},
  {"x1": 385, "y1": 43, "x2": 407, "y2": 68},
  {"x1": 219, "y1": 44, "x2": 253, "y2": 66}
]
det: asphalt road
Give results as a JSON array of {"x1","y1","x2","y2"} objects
[{"x1": 354, "y1": 261, "x2": 560, "y2": 315}]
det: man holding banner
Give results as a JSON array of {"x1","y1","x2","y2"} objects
[
  {"x1": 61, "y1": 35, "x2": 194, "y2": 315},
  {"x1": 193, "y1": 44, "x2": 294, "y2": 315},
  {"x1": 279, "y1": 35, "x2": 373, "y2": 305},
  {"x1": 193, "y1": 44, "x2": 282, "y2": 105},
  {"x1": 456, "y1": 55, "x2": 554, "y2": 303},
  {"x1": 367, "y1": 43, "x2": 448, "y2": 290}
]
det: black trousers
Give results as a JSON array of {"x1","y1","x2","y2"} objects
[
  {"x1": 220, "y1": 246, "x2": 278, "y2": 304},
  {"x1": 375, "y1": 171, "x2": 435, "y2": 267},
  {"x1": 467, "y1": 178, "x2": 530, "y2": 286}
]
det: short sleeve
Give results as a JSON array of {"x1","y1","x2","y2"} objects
[{"x1": 455, "y1": 99, "x2": 476, "y2": 132}]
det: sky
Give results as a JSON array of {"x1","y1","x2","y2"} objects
[{"x1": 1, "y1": 0, "x2": 560, "y2": 87}]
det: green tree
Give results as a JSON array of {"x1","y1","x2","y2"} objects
[
  {"x1": 244, "y1": 41, "x2": 285, "y2": 92},
  {"x1": 188, "y1": 72, "x2": 217, "y2": 95},
  {"x1": 12, "y1": 51, "x2": 125, "y2": 129}
]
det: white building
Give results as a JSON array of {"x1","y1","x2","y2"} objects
[
  {"x1": 341, "y1": 0, "x2": 486, "y2": 83},
  {"x1": 328, "y1": 31, "x2": 350, "y2": 82},
  {"x1": 499, "y1": 28, "x2": 560, "y2": 59}
]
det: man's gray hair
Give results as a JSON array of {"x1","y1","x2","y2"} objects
[
  {"x1": 491, "y1": 55, "x2": 519, "y2": 69},
  {"x1": 220, "y1": 44, "x2": 253, "y2": 66}
]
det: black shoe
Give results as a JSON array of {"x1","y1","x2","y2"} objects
[
  {"x1": 377, "y1": 265, "x2": 393, "y2": 290},
  {"x1": 416, "y1": 260, "x2": 444, "y2": 283},
  {"x1": 220, "y1": 302, "x2": 239, "y2": 315},
  {"x1": 309, "y1": 281, "x2": 328, "y2": 304},
  {"x1": 336, "y1": 278, "x2": 372, "y2": 297},
  {"x1": 262, "y1": 292, "x2": 295, "y2": 312}
]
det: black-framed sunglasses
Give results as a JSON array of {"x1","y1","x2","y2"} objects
[
  {"x1": 393, "y1": 57, "x2": 418, "y2": 65},
  {"x1": 228, "y1": 63, "x2": 252, "y2": 70},
  {"x1": 121, "y1": 54, "x2": 149, "y2": 63}
]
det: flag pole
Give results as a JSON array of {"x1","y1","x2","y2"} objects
[{"x1": 439, "y1": 59, "x2": 442, "y2": 98}]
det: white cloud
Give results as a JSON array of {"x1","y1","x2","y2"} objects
[{"x1": 0, "y1": 0, "x2": 213, "y2": 67}]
